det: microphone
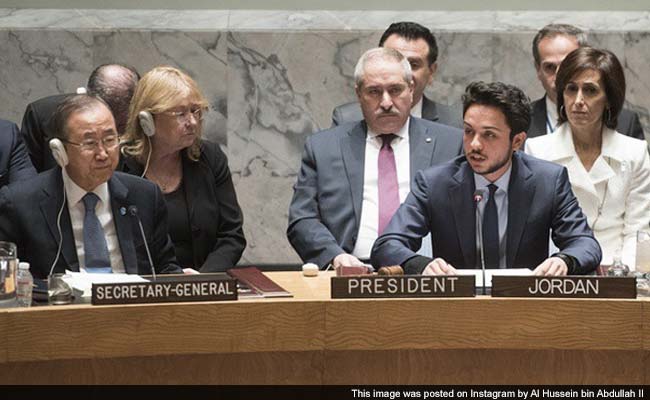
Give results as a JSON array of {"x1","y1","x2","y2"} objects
[
  {"x1": 128, "y1": 205, "x2": 156, "y2": 281},
  {"x1": 473, "y1": 189, "x2": 487, "y2": 295}
]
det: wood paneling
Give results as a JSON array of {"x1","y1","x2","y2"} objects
[{"x1": 1, "y1": 272, "x2": 649, "y2": 384}]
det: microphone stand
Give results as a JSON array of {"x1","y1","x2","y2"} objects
[
  {"x1": 474, "y1": 191, "x2": 487, "y2": 295},
  {"x1": 128, "y1": 206, "x2": 157, "y2": 281}
]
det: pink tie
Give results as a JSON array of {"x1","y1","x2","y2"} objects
[{"x1": 378, "y1": 134, "x2": 400, "y2": 235}]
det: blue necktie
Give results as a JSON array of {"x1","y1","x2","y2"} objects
[
  {"x1": 82, "y1": 193, "x2": 112, "y2": 273},
  {"x1": 482, "y1": 184, "x2": 500, "y2": 269}
]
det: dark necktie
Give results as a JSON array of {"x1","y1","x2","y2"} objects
[
  {"x1": 482, "y1": 184, "x2": 500, "y2": 269},
  {"x1": 378, "y1": 134, "x2": 400, "y2": 235},
  {"x1": 82, "y1": 193, "x2": 112, "y2": 273}
]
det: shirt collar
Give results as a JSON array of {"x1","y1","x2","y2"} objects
[
  {"x1": 367, "y1": 116, "x2": 410, "y2": 140},
  {"x1": 473, "y1": 162, "x2": 513, "y2": 194},
  {"x1": 411, "y1": 97, "x2": 423, "y2": 119},
  {"x1": 549, "y1": 123, "x2": 625, "y2": 163},
  {"x1": 62, "y1": 168, "x2": 110, "y2": 208}
]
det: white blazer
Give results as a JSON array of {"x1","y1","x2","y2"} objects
[{"x1": 526, "y1": 122, "x2": 650, "y2": 268}]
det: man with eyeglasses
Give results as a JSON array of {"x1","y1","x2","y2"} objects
[
  {"x1": 528, "y1": 24, "x2": 644, "y2": 140},
  {"x1": 20, "y1": 63, "x2": 140, "y2": 172},
  {"x1": 0, "y1": 94, "x2": 182, "y2": 278}
]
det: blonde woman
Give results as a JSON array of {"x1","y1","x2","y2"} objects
[{"x1": 121, "y1": 66, "x2": 245, "y2": 272}]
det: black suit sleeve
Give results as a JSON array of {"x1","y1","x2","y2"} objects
[
  {"x1": 151, "y1": 184, "x2": 183, "y2": 274},
  {"x1": 20, "y1": 102, "x2": 48, "y2": 172},
  {"x1": 627, "y1": 112, "x2": 645, "y2": 141},
  {"x1": 0, "y1": 186, "x2": 19, "y2": 243},
  {"x1": 199, "y1": 145, "x2": 246, "y2": 272},
  {"x1": 6, "y1": 121, "x2": 37, "y2": 183}
]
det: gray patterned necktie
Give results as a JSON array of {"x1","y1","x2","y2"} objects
[{"x1": 82, "y1": 193, "x2": 112, "y2": 273}]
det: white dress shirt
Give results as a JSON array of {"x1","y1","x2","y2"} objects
[
  {"x1": 545, "y1": 96, "x2": 559, "y2": 134},
  {"x1": 526, "y1": 123, "x2": 650, "y2": 267},
  {"x1": 411, "y1": 97, "x2": 423, "y2": 119},
  {"x1": 473, "y1": 165, "x2": 512, "y2": 269},
  {"x1": 352, "y1": 118, "x2": 411, "y2": 259},
  {"x1": 62, "y1": 169, "x2": 125, "y2": 272}
]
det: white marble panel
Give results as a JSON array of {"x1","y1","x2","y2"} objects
[
  {"x1": 227, "y1": 31, "x2": 362, "y2": 263},
  {"x1": 92, "y1": 30, "x2": 228, "y2": 144},
  {"x1": 491, "y1": 33, "x2": 545, "y2": 102},
  {"x1": 0, "y1": 29, "x2": 92, "y2": 124},
  {"x1": 622, "y1": 32, "x2": 650, "y2": 138},
  {"x1": 426, "y1": 32, "x2": 494, "y2": 107},
  {"x1": 1, "y1": 9, "x2": 649, "y2": 32},
  {"x1": 0, "y1": 9, "x2": 230, "y2": 30}
]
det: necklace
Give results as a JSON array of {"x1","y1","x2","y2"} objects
[{"x1": 146, "y1": 171, "x2": 182, "y2": 193}]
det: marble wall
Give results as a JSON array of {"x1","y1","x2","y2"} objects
[{"x1": 1, "y1": 9, "x2": 649, "y2": 265}]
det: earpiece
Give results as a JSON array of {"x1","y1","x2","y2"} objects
[
  {"x1": 49, "y1": 138, "x2": 69, "y2": 167},
  {"x1": 138, "y1": 111, "x2": 156, "y2": 137}
]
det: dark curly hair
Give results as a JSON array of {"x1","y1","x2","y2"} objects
[
  {"x1": 379, "y1": 21, "x2": 438, "y2": 66},
  {"x1": 462, "y1": 81, "x2": 531, "y2": 139}
]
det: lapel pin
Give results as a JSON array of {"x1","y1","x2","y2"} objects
[
  {"x1": 120, "y1": 207, "x2": 127, "y2": 216},
  {"x1": 425, "y1": 137, "x2": 432, "y2": 143}
]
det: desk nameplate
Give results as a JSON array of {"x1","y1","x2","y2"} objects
[
  {"x1": 331, "y1": 275, "x2": 475, "y2": 299},
  {"x1": 91, "y1": 277, "x2": 238, "y2": 305},
  {"x1": 492, "y1": 276, "x2": 636, "y2": 299}
]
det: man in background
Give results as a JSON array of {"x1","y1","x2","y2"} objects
[{"x1": 21, "y1": 63, "x2": 140, "y2": 171}]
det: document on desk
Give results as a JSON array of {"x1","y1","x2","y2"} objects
[
  {"x1": 62, "y1": 271, "x2": 148, "y2": 298},
  {"x1": 456, "y1": 268, "x2": 533, "y2": 287}
]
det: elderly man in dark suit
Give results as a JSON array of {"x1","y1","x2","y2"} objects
[
  {"x1": 0, "y1": 119, "x2": 36, "y2": 188},
  {"x1": 331, "y1": 22, "x2": 462, "y2": 129},
  {"x1": 0, "y1": 94, "x2": 181, "y2": 279},
  {"x1": 372, "y1": 81, "x2": 601, "y2": 276},
  {"x1": 528, "y1": 23, "x2": 644, "y2": 140},
  {"x1": 288, "y1": 47, "x2": 463, "y2": 269},
  {"x1": 20, "y1": 63, "x2": 139, "y2": 172}
]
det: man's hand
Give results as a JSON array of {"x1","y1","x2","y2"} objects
[
  {"x1": 332, "y1": 253, "x2": 364, "y2": 269},
  {"x1": 422, "y1": 258, "x2": 457, "y2": 275},
  {"x1": 533, "y1": 256, "x2": 568, "y2": 276}
]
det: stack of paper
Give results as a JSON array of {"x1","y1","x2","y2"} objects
[
  {"x1": 456, "y1": 268, "x2": 533, "y2": 287},
  {"x1": 62, "y1": 271, "x2": 148, "y2": 298}
]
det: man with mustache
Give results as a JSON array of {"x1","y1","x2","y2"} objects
[
  {"x1": 371, "y1": 81, "x2": 601, "y2": 276},
  {"x1": 288, "y1": 48, "x2": 462, "y2": 269},
  {"x1": 331, "y1": 21, "x2": 462, "y2": 129}
]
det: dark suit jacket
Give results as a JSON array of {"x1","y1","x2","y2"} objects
[
  {"x1": 371, "y1": 152, "x2": 602, "y2": 275},
  {"x1": 287, "y1": 117, "x2": 463, "y2": 268},
  {"x1": 331, "y1": 95, "x2": 463, "y2": 129},
  {"x1": 122, "y1": 140, "x2": 246, "y2": 272},
  {"x1": 0, "y1": 168, "x2": 182, "y2": 279},
  {"x1": 20, "y1": 93, "x2": 71, "y2": 172},
  {"x1": 528, "y1": 95, "x2": 645, "y2": 140},
  {"x1": 0, "y1": 119, "x2": 36, "y2": 187}
]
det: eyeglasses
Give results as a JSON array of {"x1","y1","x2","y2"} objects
[
  {"x1": 64, "y1": 135, "x2": 119, "y2": 152},
  {"x1": 160, "y1": 108, "x2": 205, "y2": 122}
]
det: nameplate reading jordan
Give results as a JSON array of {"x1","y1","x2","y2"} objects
[
  {"x1": 91, "y1": 276, "x2": 238, "y2": 305},
  {"x1": 331, "y1": 275, "x2": 475, "y2": 298},
  {"x1": 491, "y1": 276, "x2": 636, "y2": 299}
]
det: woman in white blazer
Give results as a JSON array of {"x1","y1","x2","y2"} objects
[{"x1": 526, "y1": 47, "x2": 650, "y2": 268}]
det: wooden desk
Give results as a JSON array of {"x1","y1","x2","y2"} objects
[{"x1": 1, "y1": 272, "x2": 648, "y2": 384}]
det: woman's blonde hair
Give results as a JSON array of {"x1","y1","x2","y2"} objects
[{"x1": 121, "y1": 66, "x2": 209, "y2": 162}]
